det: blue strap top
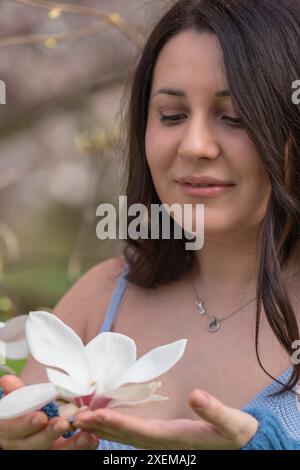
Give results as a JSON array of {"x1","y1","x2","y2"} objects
[{"x1": 97, "y1": 265, "x2": 300, "y2": 450}]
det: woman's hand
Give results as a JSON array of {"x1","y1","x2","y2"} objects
[
  {"x1": 74, "y1": 389, "x2": 259, "y2": 450},
  {"x1": 0, "y1": 375, "x2": 100, "y2": 450}
]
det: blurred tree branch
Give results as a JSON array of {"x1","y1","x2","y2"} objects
[
  {"x1": 0, "y1": 0, "x2": 151, "y2": 314},
  {"x1": 0, "y1": 21, "x2": 110, "y2": 48},
  {"x1": 1, "y1": 0, "x2": 145, "y2": 49},
  {"x1": 0, "y1": 223, "x2": 20, "y2": 263},
  {"x1": 0, "y1": 159, "x2": 40, "y2": 191},
  {"x1": 67, "y1": 147, "x2": 113, "y2": 282},
  {"x1": 0, "y1": 73, "x2": 126, "y2": 139}
]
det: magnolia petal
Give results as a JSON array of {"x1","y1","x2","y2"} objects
[
  {"x1": 108, "y1": 394, "x2": 169, "y2": 409},
  {"x1": 0, "y1": 323, "x2": 4, "y2": 328},
  {"x1": 104, "y1": 381, "x2": 162, "y2": 402},
  {"x1": 26, "y1": 311, "x2": 92, "y2": 386},
  {"x1": 0, "y1": 315, "x2": 28, "y2": 342},
  {"x1": 85, "y1": 332, "x2": 136, "y2": 391},
  {"x1": 111, "y1": 339, "x2": 188, "y2": 388},
  {"x1": 46, "y1": 368, "x2": 94, "y2": 399},
  {"x1": 5, "y1": 339, "x2": 29, "y2": 359},
  {"x1": 0, "y1": 383, "x2": 58, "y2": 419}
]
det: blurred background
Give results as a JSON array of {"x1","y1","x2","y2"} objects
[{"x1": 0, "y1": 0, "x2": 173, "y2": 333}]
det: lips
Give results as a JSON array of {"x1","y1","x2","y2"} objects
[
  {"x1": 176, "y1": 176, "x2": 235, "y2": 198},
  {"x1": 177, "y1": 175, "x2": 234, "y2": 186},
  {"x1": 183, "y1": 183, "x2": 228, "y2": 187},
  {"x1": 178, "y1": 184, "x2": 234, "y2": 198}
]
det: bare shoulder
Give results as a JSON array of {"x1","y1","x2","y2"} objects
[
  {"x1": 21, "y1": 255, "x2": 126, "y2": 384},
  {"x1": 56, "y1": 254, "x2": 126, "y2": 329}
]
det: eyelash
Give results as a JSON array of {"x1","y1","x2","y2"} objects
[{"x1": 159, "y1": 114, "x2": 243, "y2": 128}]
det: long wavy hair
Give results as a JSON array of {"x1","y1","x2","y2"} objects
[{"x1": 119, "y1": 0, "x2": 300, "y2": 394}]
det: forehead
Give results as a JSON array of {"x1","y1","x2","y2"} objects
[{"x1": 151, "y1": 30, "x2": 228, "y2": 98}]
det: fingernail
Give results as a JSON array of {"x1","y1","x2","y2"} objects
[
  {"x1": 76, "y1": 435, "x2": 89, "y2": 448},
  {"x1": 194, "y1": 391, "x2": 210, "y2": 408}
]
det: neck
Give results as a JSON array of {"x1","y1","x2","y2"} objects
[
  {"x1": 193, "y1": 230, "x2": 300, "y2": 299},
  {"x1": 193, "y1": 229, "x2": 260, "y2": 299}
]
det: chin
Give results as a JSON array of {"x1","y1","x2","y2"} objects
[{"x1": 202, "y1": 222, "x2": 240, "y2": 240}]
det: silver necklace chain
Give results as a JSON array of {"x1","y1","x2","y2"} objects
[{"x1": 191, "y1": 269, "x2": 300, "y2": 333}]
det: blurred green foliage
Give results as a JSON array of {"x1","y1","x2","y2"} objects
[{"x1": 0, "y1": 359, "x2": 26, "y2": 377}]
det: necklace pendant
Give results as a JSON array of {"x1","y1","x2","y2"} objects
[
  {"x1": 196, "y1": 300, "x2": 206, "y2": 315},
  {"x1": 208, "y1": 317, "x2": 220, "y2": 332}
]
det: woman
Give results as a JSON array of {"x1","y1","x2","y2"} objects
[{"x1": 1, "y1": 0, "x2": 300, "y2": 450}]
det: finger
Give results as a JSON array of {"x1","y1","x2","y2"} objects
[
  {"x1": 0, "y1": 411, "x2": 48, "y2": 440},
  {"x1": 22, "y1": 417, "x2": 72, "y2": 450},
  {"x1": 51, "y1": 431, "x2": 100, "y2": 450},
  {"x1": 189, "y1": 389, "x2": 235, "y2": 434},
  {"x1": 75, "y1": 411, "x2": 195, "y2": 449},
  {"x1": 75, "y1": 410, "x2": 160, "y2": 440},
  {"x1": 74, "y1": 423, "x2": 160, "y2": 450},
  {"x1": 0, "y1": 375, "x2": 24, "y2": 393},
  {"x1": 188, "y1": 389, "x2": 258, "y2": 442},
  {"x1": 0, "y1": 376, "x2": 49, "y2": 441},
  {"x1": 79, "y1": 427, "x2": 149, "y2": 450}
]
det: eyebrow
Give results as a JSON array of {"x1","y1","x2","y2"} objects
[{"x1": 151, "y1": 88, "x2": 230, "y2": 99}]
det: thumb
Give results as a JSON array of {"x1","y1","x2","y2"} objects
[
  {"x1": 189, "y1": 389, "x2": 258, "y2": 444},
  {"x1": 0, "y1": 375, "x2": 24, "y2": 394}
]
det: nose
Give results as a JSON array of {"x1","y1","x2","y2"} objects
[{"x1": 178, "y1": 117, "x2": 221, "y2": 163}]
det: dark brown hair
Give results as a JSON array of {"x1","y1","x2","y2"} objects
[{"x1": 119, "y1": 0, "x2": 300, "y2": 393}]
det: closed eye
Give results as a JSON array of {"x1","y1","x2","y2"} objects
[
  {"x1": 222, "y1": 116, "x2": 243, "y2": 128},
  {"x1": 159, "y1": 113, "x2": 243, "y2": 128},
  {"x1": 159, "y1": 113, "x2": 186, "y2": 124}
]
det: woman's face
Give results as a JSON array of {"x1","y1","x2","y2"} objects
[{"x1": 145, "y1": 30, "x2": 271, "y2": 240}]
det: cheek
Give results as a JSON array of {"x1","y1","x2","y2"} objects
[
  {"x1": 248, "y1": 171, "x2": 271, "y2": 222},
  {"x1": 230, "y1": 135, "x2": 270, "y2": 189},
  {"x1": 209, "y1": 136, "x2": 271, "y2": 228},
  {"x1": 145, "y1": 121, "x2": 178, "y2": 173},
  {"x1": 231, "y1": 143, "x2": 271, "y2": 220}
]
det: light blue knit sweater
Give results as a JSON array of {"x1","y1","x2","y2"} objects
[{"x1": 242, "y1": 406, "x2": 300, "y2": 450}]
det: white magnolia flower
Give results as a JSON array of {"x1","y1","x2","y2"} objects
[
  {"x1": 0, "y1": 315, "x2": 29, "y2": 375},
  {"x1": 0, "y1": 311, "x2": 188, "y2": 419}
]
